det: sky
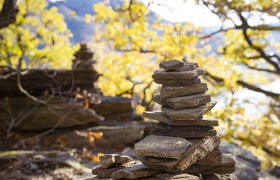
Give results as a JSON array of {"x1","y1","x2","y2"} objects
[
  {"x1": 49, "y1": 0, "x2": 222, "y2": 27},
  {"x1": 142, "y1": 0, "x2": 279, "y2": 27},
  {"x1": 49, "y1": 0, "x2": 279, "y2": 27},
  {"x1": 142, "y1": 0, "x2": 221, "y2": 27}
]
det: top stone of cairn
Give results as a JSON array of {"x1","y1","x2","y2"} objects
[{"x1": 159, "y1": 60, "x2": 184, "y2": 71}]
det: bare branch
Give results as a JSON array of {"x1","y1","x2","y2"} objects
[
  {"x1": 238, "y1": 13, "x2": 280, "y2": 74},
  {"x1": 236, "y1": 24, "x2": 280, "y2": 31},
  {"x1": 237, "y1": 80, "x2": 280, "y2": 99},
  {"x1": 115, "y1": 48, "x2": 156, "y2": 54},
  {"x1": 241, "y1": 62, "x2": 278, "y2": 74},
  {"x1": 204, "y1": 71, "x2": 224, "y2": 84},
  {"x1": 200, "y1": 26, "x2": 234, "y2": 39},
  {"x1": 205, "y1": 71, "x2": 280, "y2": 99}
]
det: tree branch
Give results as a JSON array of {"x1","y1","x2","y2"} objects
[
  {"x1": 0, "y1": 0, "x2": 17, "y2": 29},
  {"x1": 115, "y1": 48, "x2": 156, "y2": 54},
  {"x1": 241, "y1": 62, "x2": 278, "y2": 74},
  {"x1": 200, "y1": 26, "x2": 234, "y2": 39},
  {"x1": 236, "y1": 24, "x2": 280, "y2": 31},
  {"x1": 205, "y1": 71, "x2": 280, "y2": 99},
  {"x1": 237, "y1": 80, "x2": 280, "y2": 99},
  {"x1": 238, "y1": 13, "x2": 280, "y2": 74}
]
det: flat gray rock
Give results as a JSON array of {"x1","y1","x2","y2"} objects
[
  {"x1": 176, "y1": 62, "x2": 199, "y2": 71},
  {"x1": 138, "y1": 136, "x2": 221, "y2": 172},
  {"x1": 152, "y1": 68, "x2": 205, "y2": 81},
  {"x1": 143, "y1": 111, "x2": 219, "y2": 126},
  {"x1": 111, "y1": 163, "x2": 160, "y2": 179},
  {"x1": 138, "y1": 156, "x2": 179, "y2": 172},
  {"x1": 100, "y1": 154, "x2": 132, "y2": 168},
  {"x1": 269, "y1": 166, "x2": 280, "y2": 178},
  {"x1": 160, "y1": 83, "x2": 208, "y2": 99},
  {"x1": 174, "y1": 135, "x2": 221, "y2": 171},
  {"x1": 159, "y1": 61, "x2": 198, "y2": 72},
  {"x1": 184, "y1": 154, "x2": 236, "y2": 175},
  {"x1": 153, "y1": 77, "x2": 201, "y2": 86},
  {"x1": 91, "y1": 124, "x2": 145, "y2": 147},
  {"x1": 202, "y1": 174, "x2": 238, "y2": 180},
  {"x1": 134, "y1": 135, "x2": 192, "y2": 160},
  {"x1": 160, "y1": 60, "x2": 184, "y2": 71},
  {"x1": 162, "y1": 101, "x2": 216, "y2": 120},
  {"x1": 143, "y1": 173, "x2": 200, "y2": 180},
  {"x1": 151, "y1": 122, "x2": 217, "y2": 138},
  {"x1": 196, "y1": 148, "x2": 223, "y2": 165},
  {"x1": 220, "y1": 141, "x2": 260, "y2": 180},
  {"x1": 92, "y1": 161, "x2": 139, "y2": 178},
  {"x1": 153, "y1": 122, "x2": 214, "y2": 131},
  {"x1": 154, "y1": 93, "x2": 211, "y2": 109},
  {"x1": 92, "y1": 165, "x2": 124, "y2": 179}
]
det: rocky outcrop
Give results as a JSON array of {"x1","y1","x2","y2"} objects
[
  {"x1": 0, "y1": 44, "x2": 135, "y2": 131},
  {"x1": 92, "y1": 96, "x2": 133, "y2": 121},
  {"x1": 0, "y1": 96, "x2": 104, "y2": 131},
  {"x1": 89, "y1": 123, "x2": 145, "y2": 148},
  {"x1": 220, "y1": 141, "x2": 261, "y2": 180}
]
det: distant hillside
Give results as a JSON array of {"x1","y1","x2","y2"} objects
[{"x1": 48, "y1": 0, "x2": 100, "y2": 43}]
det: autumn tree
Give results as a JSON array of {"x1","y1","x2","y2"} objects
[
  {"x1": 0, "y1": 0, "x2": 77, "y2": 69},
  {"x1": 90, "y1": 1, "x2": 217, "y2": 112},
  {"x1": 200, "y1": 0, "x2": 280, "y2": 111},
  {"x1": 0, "y1": 0, "x2": 79, "y2": 137},
  {"x1": 89, "y1": 0, "x2": 280, "y2": 166},
  {"x1": 199, "y1": 0, "x2": 280, "y2": 166}
]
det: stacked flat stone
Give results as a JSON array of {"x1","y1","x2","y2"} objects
[
  {"x1": 134, "y1": 60, "x2": 236, "y2": 176},
  {"x1": 93, "y1": 154, "x2": 167, "y2": 179}
]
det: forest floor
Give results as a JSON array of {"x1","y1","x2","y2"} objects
[{"x1": 0, "y1": 130, "x2": 125, "y2": 180}]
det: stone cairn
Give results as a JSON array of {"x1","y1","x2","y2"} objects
[
  {"x1": 92, "y1": 60, "x2": 236, "y2": 179},
  {"x1": 135, "y1": 60, "x2": 236, "y2": 177}
]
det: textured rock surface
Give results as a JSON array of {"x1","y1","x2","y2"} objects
[
  {"x1": 138, "y1": 136, "x2": 221, "y2": 171},
  {"x1": 143, "y1": 173, "x2": 200, "y2": 180},
  {"x1": 153, "y1": 77, "x2": 201, "y2": 86},
  {"x1": 92, "y1": 160, "x2": 139, "y2": 178},
  {"x1": 151, "y1": 123, "x2": 217, "y2": 138},
  {"x1": 0, "y1": 96, "x2": 105, "y2": 131},
  {"x1": 153, "y1": 122, "x2": 213, "y2": 131},
  {"x1": 92, "y1": 165, "x2": 124, "y2": 179},
  {"x1": 159, "y1": 60, "x2": 184, "y2": 71},
  {"x1": 175, "y1": 136, "x2": 221, "y2": 171},
  {"x1": 202, "y1": 174, "x2": 238, "y2": 180},
  {"x1": 92, "y1": 96, "x2": 133, "y2": 121},
  {"x1": 160, "y1": 83, "x2": 208, "y2": 99},
  {"x1": 138, "y1": 156, "x2": 179, "y2": 171},
  {"x1": 196, "y1": 148, "x2": 223, "y2": 165},
  {"x1": 270, "y1": 166, "x2": 280, "y2": 178},
  {"x1": 143, "y1": 112, "x2": 219, "y2": 126},
  {"x1": 111, "y1": 164, "x2": 160, "y2": 179},
  {"x1": 185, "y1": 155, "x2": 235, "y2": 175},
  {"x1": 177, "y1": 62, "x2": 198, "y2": 71},
  {"x1": 162, "y1": 101, "x2": 216, "y2": 120},
  {"x1": 0, "y1": 69, "x2": 100, "y2": 97},
  {"x1": 90, "y1": 123, "x2": 145, "y2": 148},
  {"x1": 153, "y1": 93, "x2": 211, "y2": 109},
  {"x1": 134, "y1": 135, "x2": 192, "y2": 160},
  {"x1": 152, "y1": 68, "x2": 205, "y2": 81},
  {"x1": 220, "y1": 142, "x2": 260, "y2": 180},
  {"x1": 100, "y1": 154, "x2": 132, "y2": 168}
]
